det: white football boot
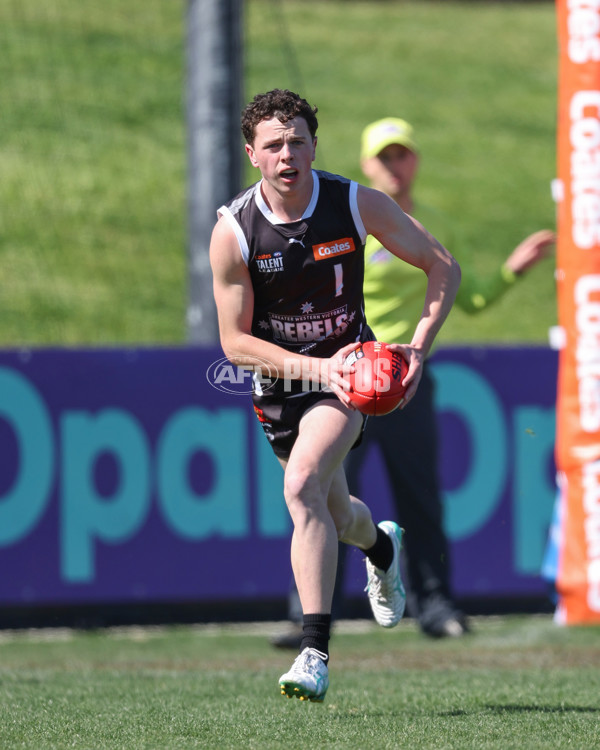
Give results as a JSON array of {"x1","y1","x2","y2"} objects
[
  {"x1": 365, "y1": 520, "x2": 406, "y2": 627},
  {"x1": 279, "y1": 647, "x2": 329, "y2": 702}
]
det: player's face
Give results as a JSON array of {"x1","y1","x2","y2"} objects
[
  {"x1": 245, "y1": 116, "x2": 317, "y2": 195},
  {"x1": 362, "y1": 143, "x2": 418, "y2": 201}
]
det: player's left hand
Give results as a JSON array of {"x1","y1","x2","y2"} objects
[{"x1": 384, "y1": 343, "x2": 424, "y2": 408}]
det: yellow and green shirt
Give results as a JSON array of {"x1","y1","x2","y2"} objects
[{"x1": 363, "y1": 202, "x2": 517, "y2": 344}]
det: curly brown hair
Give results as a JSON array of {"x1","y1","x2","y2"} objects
[{"x1": 241, "y1": 89, "x2": 319, "y2": 145}]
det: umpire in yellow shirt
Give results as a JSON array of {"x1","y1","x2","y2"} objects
[{"x1": 348, "y1": 118, "x2": 554, "y2": 636}]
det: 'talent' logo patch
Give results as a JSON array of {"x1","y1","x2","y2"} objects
[
  {"x1": 255, "y1": 251, "x2": 284, "y2": 272},
  {"x1": 312, "y1": 237, "x2": 355, "y2": 261}
]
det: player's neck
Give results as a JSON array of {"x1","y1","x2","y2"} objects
[{"x1": 260, "y1": 175, "x2": 313, "y2": 223}]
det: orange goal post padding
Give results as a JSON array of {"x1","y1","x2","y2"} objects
[{"x1": 554, "y1": 0, "x2": 600, "y2": 624}]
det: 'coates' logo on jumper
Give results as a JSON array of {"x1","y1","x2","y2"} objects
[{"x1": 312, "y1": 237, "x2": 355, "y2": 261}]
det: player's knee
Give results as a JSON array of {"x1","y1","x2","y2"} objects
[{"x1": 283, "y1": 466, "x2": 322, "y2": 511}]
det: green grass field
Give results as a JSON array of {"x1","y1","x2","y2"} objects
[
  {"x1": 1, "y1": 616, "x2": 599, "y2": 749},
  {"x1": 1, "y1": 8, "x2": 584, "y2": 748},
  {"x1": 1, "y1": 0, "x2": 558, "y2": 345}
]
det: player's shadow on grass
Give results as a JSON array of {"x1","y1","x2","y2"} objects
[
  {"x1": 438, "y1": 704, "x2": 599, "y2": 716},
  {"x1": 485, "y1": 704, "x2": 600, "y2": 714}
]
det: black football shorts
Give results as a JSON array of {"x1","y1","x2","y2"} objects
[{"x1": 252, "y1": 390, "x2": 367, "y2": 459}]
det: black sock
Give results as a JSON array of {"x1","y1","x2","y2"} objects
[
  {"x1": 300, "y1": 614, "x2": 331, "y2": 661},
  {"x1": 364, "y1": 526, "x2": 394, "y2": 572}
]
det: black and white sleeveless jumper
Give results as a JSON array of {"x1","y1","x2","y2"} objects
[{"x1": 218, "y1": 169, "x2": 373, "y2": 398}]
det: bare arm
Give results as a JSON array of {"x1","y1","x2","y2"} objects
[
  {"x1": 358, "y1": 184, "x2": 461, "y2": 402},
  {"x1": 209, "y1": 216, "x2": 358, "y2": 406},
  {"x1": 504, "y1": 229, "x2": 555, "y2": 275}
]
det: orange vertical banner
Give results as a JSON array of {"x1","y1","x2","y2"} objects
[{"x1": 554, "y1": 0, "x2": 600, "y2": 624}]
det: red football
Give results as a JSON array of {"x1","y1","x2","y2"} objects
[{"x1": 345, "y1": 341, "x2": 408, "y2": 416}]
